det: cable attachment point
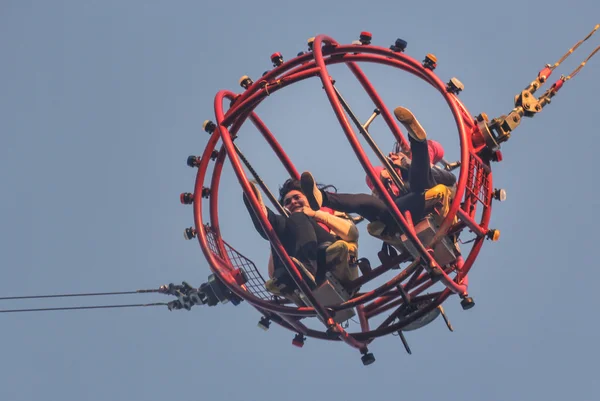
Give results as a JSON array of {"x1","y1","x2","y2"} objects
[
  {"x1": 475, "y1": 111, "x2": 521, "y2": 152},
  {"x1": 514, "y1": 89, "x2": 543, "y2": 117},
  {"x1": 161, "y1": 281, "x2": 209, "y2": 311},
  {"x1": 161, "y1": 274, "x2": 243, "y2": 311}
]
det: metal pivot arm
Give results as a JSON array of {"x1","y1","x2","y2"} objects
[
  {"x1": 478, "y1": 111, "x2": 523, "y2": 151},
  {"x1": 439, "y1": 305, "x2": 453, "y2": 332},
  {"x1": 482, "y1": 79, "x2": 548, "y2": 150},
  {"x1": 363, "y1": 108, "x2": 380, "y2": 131},
  {"x1": 398, "y1": 330, "x2": 412, "y2": 354},
  {"x1": 439, "y1": 158, "x2": 461, "y2": 172},
  {"x1": 481, "y1": 80, "x2": 557, "y2": 151}
]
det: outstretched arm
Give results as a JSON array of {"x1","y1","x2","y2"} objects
[
  {"x1": 306, "y1": 207, "x2": 359, "y2": 242},
  {"x1": 243, "y1": 193, "x2": 286, "y2": 240}
]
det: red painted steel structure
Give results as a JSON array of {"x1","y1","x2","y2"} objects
[{"x1": 190, "y1": 34, "x2": 499, "y2": 357}]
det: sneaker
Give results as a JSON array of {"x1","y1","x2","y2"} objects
[
  {"x1": 424, "y1": 184, "x2": 451, "y2": 217},
  {"x1": 264, "y1": 279, "x2": 306, "y2": 305},
  {"x1": 265, "y1": 278, "x2": 287, "y2": 296},
  {"x1": 393, "y1": 107, "x2": 427, "y2": 142},
  {"x1": 326, "y1": 240, "x2": 359, "y2": 284},
  {"x1": 300, "y1": 172, "x2": 323, "y2": 211}
]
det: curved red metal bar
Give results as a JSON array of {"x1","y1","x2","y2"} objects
[{"x1": 191, "y1": 35, "x2": 497, "y2": 348}]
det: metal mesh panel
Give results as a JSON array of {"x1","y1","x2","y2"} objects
[
  {"x1": 465, "y1": 153, "x2": 491, "y2": 207},
  {"x1": 204, "y1": 225, "x2": 273, "y2": 301}
]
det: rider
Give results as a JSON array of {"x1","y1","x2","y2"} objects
[
  {"x1": 300, "y1": 107, "x2": 456, "y2": 236},
  {"x1": 243, "y1": 178, "x2": 359, "y2": 295},
  {"x1": 365, "y1": 138, "x2": 450, "y2": 198}
]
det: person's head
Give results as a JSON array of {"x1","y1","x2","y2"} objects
[
  {"x1": 279, "y1": 178, "x2": 308, "y2": 214},
  {"x1": 427, "y1": 140, "x2": 444, "y2": 164},
  {"x1": 279, "y1": 178, "x2": 337, "y2": 214}
]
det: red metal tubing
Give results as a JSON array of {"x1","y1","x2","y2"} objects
[
  {"x1": 261, "y1": 52, "x2": 490, "y2": 299},
  {"x1": 348, "y1": 253, "x2": 410, "y2": 290},
  {"x1": 193, "y1": 95, "x2": 317, "y2": 317},
  {"x1": 221, "y1": 67, "x2": 321, "y2": 127},
  {"x1": 215, "y1": 91, "x2": 299, "y2": 181},
  {"x1": 356, "y1": 305, "x2": 370, "y2": 333},
  {"x1": 193, "y1": 77, "x2": 420, "y2": 322},
  {"x1": 404, "y1": 264, "x2": 426, "y2": 291},
  {"x1": 312, "y1": 35, "x2": 467, "y2": 296},
  {"x1": 333, "y1": 260, "x2": 421, "y2": 311},
  {"x1": 191, "y1": 34, "x2": 499, "y2": 344},
  {"x1": 194, "y1": 129, "x2": 240, "y2": 289},
  {"x1": 456, "y1": 208, "x2": 488, "y2": 237},
  {"x1": 309, "y1": 44, "x2": 472, "y2": 234},
  {"x1": 208, "y1": 146, "x2": 232, "y2": 263},
  {"x1": 214, "y1": 90, "x2": 326, "y2": 313},
  {"x1": 456, "y1": 184, "x2": 493, "y2": 282},
  {"x1": 367, "y1": 277, "x2": 443, "y2": 319},
  {"x1": 334, "y1": 46, "x2": 480, "y2": 252},
  {"x1": 215, "y1": 92, "x2": 373, "y2": 348},
  {"x1": 228, "y1": 44, "x2": 481, "y2": 251},
  {"x1": 364, "y1": 292, "x2": 402, "y2": 317},
  {"x1": 231, "y1": 52, "x2": 315, "y2": 108},
  {"x1": 239, "y1": 39, "x2": 478, "y2": 306},
  {"x1": 346, "y1": 62, "x2": 409, "y2": 152},
  {"x1": 338, "y1": 43, "x2": 474, "y2": 284},
  {"x1": 226, "y1": 51, "x2": 486, "y2": 254},
  {"x1": 362, "y1": 264, "x2": 426, "y2": 315},
  {"x1": 249, "y1": 113, "x2": 299, "y2": 179},
  {"x1": 214, "y1": 50, "x2": 467, "y2": 312},
  {"x1": 214, "y1": 91, "x2": 369, "y2": 350},
  {"x1": 319, "y1": 50, "x2": 483, "y2": 248},
  {"x1": 365, "y1": 265, "x2": 453, "y2": 319}
]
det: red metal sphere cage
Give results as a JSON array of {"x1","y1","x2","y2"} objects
[{"x1": 190, "y1": 33, "x2": 500, "y2": 359}]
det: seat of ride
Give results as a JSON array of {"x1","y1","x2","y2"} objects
[
  {"x1": 368, "y1": 214, "x2": 458, "y2": 267},
  {"x1": 300, "y1": 272, "x2": 356, "y2": 323},
  {"x1": 266, "y1": 272, "x2": 357, "y2": 323},
  {"x1": 365, "y1": 214, "x2": 453, "y2": 332},
  {"x1": 264, "y1": 241, "x2": 360, "y2": 323},
  {"x1": 367, "y1": 184, "x2": 459, "y2": 267}
]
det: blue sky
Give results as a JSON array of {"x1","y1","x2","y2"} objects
[{"x1": 1, "y1": 1, "x2": 598, "y2": 400}]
